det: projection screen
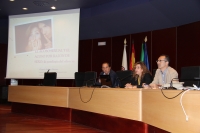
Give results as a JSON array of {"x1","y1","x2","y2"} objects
[{"x1": 6, "y1": 9, "x2": 80, "y2": 79}]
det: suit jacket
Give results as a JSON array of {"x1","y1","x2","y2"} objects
[
  {"x1": 151, "y1": 66, "x2": 178, "y2": 85},
  {"x1": 129, "y1": 73, "x2": 153, "y2": 88},
  {"x1": 97, "y1": 69, "x2": 119, "y2": 87}
]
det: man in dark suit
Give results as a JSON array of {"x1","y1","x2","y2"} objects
[{"x1": 97, "y1": 62, "x2": 119, "y2": 87}]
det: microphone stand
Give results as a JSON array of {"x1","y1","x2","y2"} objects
[{"x1": 168, "y1": 78, "x2": 179, "y2": 90}]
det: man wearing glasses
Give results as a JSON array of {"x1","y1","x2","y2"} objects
[{"x1": 148, "y1": 54, "x2": 178, "y2": 89}]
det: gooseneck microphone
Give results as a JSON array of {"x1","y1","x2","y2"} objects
[
  {"x1": 47, "y1": 69, "x2": 50, "y2": 73},
  {"x1": 168, "y1": 78, "x2": 179, "y2": 90}
]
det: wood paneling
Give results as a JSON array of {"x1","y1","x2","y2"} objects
[
  {"x1": 17, "y1": 79, "x2": 42, "y2": 86},
  {"x1": 8, "y1": 85, "x2": 69, "y2": 107},
  {"x1": 57, "y1": 79, "x2": 74, "y2": 87},
  {"x1": 152, "y1": 28, "x2": 177, "y2": 70},
  {"x1": 142, "y1": 89, "x2": 200, "y2": 133},
  {"x1": 0, "y1": 44, "x2": 7, "y2": 86},
  {"x1": 68, "y1": 87, "x2": 142, "y2": 121},
  {"x1": 92, "y1": 38, "x2": 112, "y2": 74},
  {"x1": 111, "y1": 35, "x2": 130, "y2": 71},
  {"x1": 79, "y1": 40, "x2": 93, "y2": 72},
  {"x1": 177, "y1": 21, "x2": 200, "y2": 74}
]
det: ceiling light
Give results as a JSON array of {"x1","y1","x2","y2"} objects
[
  {"x1": 22, "y1": 8, "x2": 28, "y2": 10},
  {"x1": 10, "y1": 0, "x2": 15, "y2": 1},
  {"x1": 51, "y1": 6, "x2": 56, "y2": 9}
]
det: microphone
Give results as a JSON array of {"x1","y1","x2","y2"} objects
[
  {"x1": 39, "y1": 69, "x2": 50, "y2": 86},
  {"x1": 168, "y1": 78, "x2": 179, "y2": 90}
]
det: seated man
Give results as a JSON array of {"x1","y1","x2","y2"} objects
[
  {"x1": 146, "y1": 54, "x2": 178, "y2": 89},
  {"x1": 97, "y1": 62, "x2": 119, "y2": 87}
]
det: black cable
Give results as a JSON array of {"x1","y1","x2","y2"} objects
[
  {"x1": 160, "y1": 89, "x2": 186, "y2": 99},
  {"x1": 79, "y1": 87, "x2": 96, "y2": 103}
]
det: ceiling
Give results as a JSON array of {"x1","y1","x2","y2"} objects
[{"x1": 0, "y1": 0, "x2": 200, "y2": 40}]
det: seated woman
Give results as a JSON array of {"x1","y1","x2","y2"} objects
[{"x1": 125, "y1": 61, "x2": 153, "y2": 88}]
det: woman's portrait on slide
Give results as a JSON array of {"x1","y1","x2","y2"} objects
[{"x1": 15, "y1": 19, "x2": 53, "y2": 54}]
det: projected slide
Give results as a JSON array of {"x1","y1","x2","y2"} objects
[
  {"x1": 15, "y1": 19, "x2": 53, "y2": 53},
  {"x1": 7, "y1": 9, "x2": 80, "y2": 79}
]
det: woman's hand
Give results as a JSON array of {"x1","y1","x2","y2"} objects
[
  {"x1": 142, "y1": 83, "x2": 150, "y2": 89},
  {"x1": 125, "y1": 83, "x2": 136, "y2": 89}
]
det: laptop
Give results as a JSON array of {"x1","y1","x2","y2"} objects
[{"x1": 99, "y1": 75, "x2": 112, "y2": 87}]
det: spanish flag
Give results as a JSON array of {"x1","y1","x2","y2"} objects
[{"x1": 129, "y1": 41, "x2": 135, "y2": 70}]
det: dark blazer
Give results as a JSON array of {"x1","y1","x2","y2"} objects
[
  {"x1": 129, "y1": 73, "x2": 153, "y2": 88},
  {"x1": 97, "y1": 69, "x2": 119, "y2": 87}
]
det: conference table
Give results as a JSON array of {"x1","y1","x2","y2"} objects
[{"x1": 8, "y1": 86, "x2": 200, "y2": 133}]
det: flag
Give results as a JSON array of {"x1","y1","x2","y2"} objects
[
  {"x1": 140, "y1": 43, "x2": 144, "y2": 62},
  {"x1": 140, "y1": 36, "x2": 149, "y2": 70},
  {"x1": 129, "y1": 42, "x2": 135, "y2": 70},
  {"x1": 122, "y1": 39, "x2": 128, "y2": 70},
  {"x1": 143, "y1": 42, "x2": 149, "y2": 70}
]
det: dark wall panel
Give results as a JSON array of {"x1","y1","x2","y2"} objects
[
  {"x1": 18, "y1": 79, "x2": 41, "y2": 86},
  {"x1": 79, "y1": 40, "x2": 93, "y2": 72},
  {"x1": 0, "y1": 19, "x2": 8, "y2": 44},
  {"x1": 131, "y1": 32, "x2": 152, "y2": 71},
  {"x1": 152, "y1": 28, "x2": 177, "y2": 71},
  {"x1": 0, "y1": 44, "x2": 7, "y2": 86},
  {"x1": 177, "y1": 21, "x2": 200, "y2": 75},
  {"x1": 92, "y1": 38, "x2": 112, "y2": 75},
  {"x1": 57, "y1": 79, "x2": 74, "y2": 87},
  {"x1": 111, "y1": 35, "x2": 130, "y2": 71}
]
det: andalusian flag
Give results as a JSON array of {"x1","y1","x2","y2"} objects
[
  {"x1": 140, "y1": 36, "x2": 150, "y2": 70},
  {"x1": 140, "y1": 43, "x2": 144, "y2": 62},
  {"x1": 129, "y1": 41, "x2": 135, "y2": 70}
]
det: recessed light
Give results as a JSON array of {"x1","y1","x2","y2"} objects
[
  {"x1": 51, "y1": 6, "x2": 56, "y2": 9},
  {"x1": 10, "y1": 0, "x2": 15, "y2": 1},
  {"x1": 22, "y1": 8, "x2": 28, "y2": 10}
]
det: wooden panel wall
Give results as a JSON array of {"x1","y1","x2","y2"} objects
[
  {"x1": 92, "y1": 38, "x2": 112, "y2": 75},
  {"x1": 111, "y1": 35, "x2": 130, "y2": 71},
  {"x1": 1, "y1": 21, "x2": 200, "y2": 86},
  {"x1": 177, "y1": 21, "x2": 200, "y2": 75},
  {"x1": 152, "y1": 28, "x2": 177, "y2": 71},
  {"x1": 78, "y1": 40, "x2": 93, "y2": 72},
  {"x1": 0, "y1": 44, "x2": 7, "y2": 85}
]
